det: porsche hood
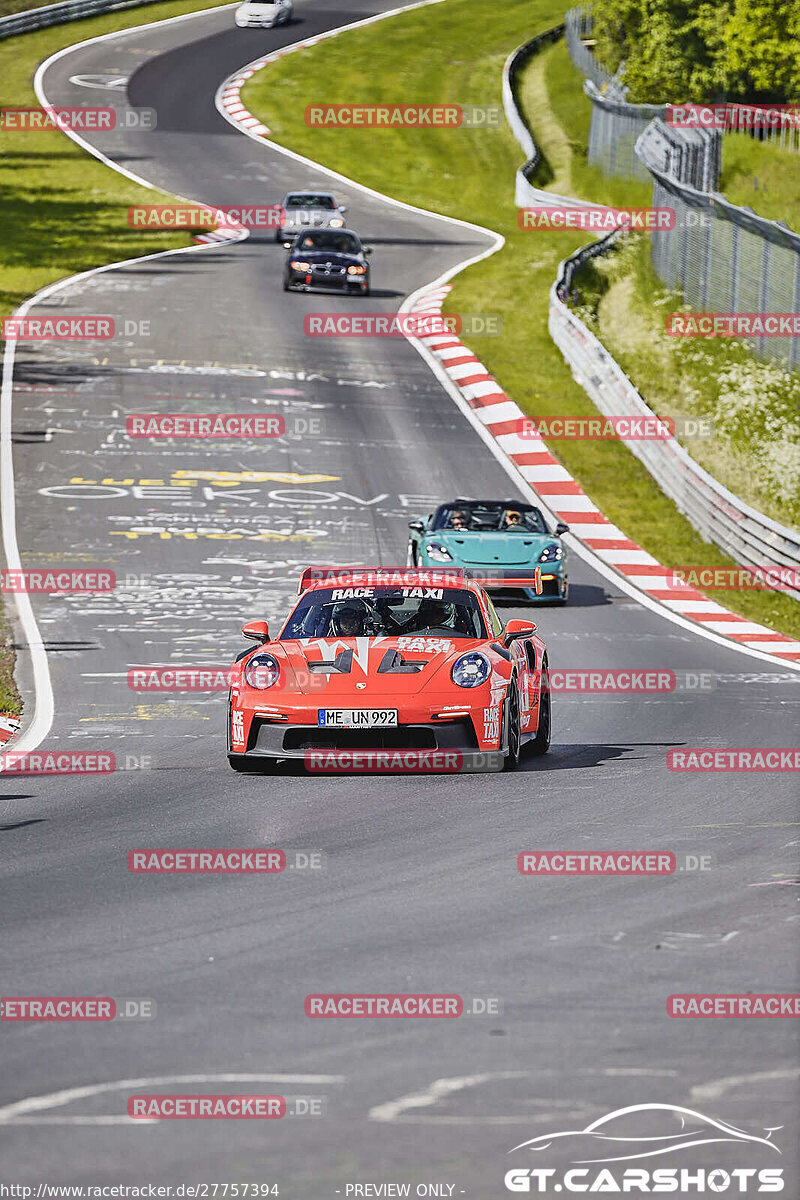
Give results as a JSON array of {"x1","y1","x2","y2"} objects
[
  {"x1": 253, "y1": 636, "x2": 489, "y2": 697},
  {"x1": 430, "y1": 531, "x2": 554, "y2": 566}
]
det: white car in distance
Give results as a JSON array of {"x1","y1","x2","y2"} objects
[{"x1": 235, "y1": 0, "x2": 292, "y2": 28}]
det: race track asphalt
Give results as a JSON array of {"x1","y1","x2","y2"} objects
[{"x1": 1, "y1": 0, "x2": 798, "y2": 1188}]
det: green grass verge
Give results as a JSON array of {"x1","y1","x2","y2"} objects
[
  {"x1": 0, "y1": 0, "x2": 229, "y2": 718},
  {"x1": 0, "y1": 0, "x2": 231, "y2": 319},
  {"x1": 721, "y1": 132, "x2": 800, "y2": 230},
  {"x1": 1, "y1": 0, "x2": 64, "y2": 13},
  {"x1": 241, "y1": 0, "x2": 800, "y2": 641}
]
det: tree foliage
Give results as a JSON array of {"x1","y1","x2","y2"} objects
[{"x1": 589, "y1": 0, "x2": 800, "y2": 103}]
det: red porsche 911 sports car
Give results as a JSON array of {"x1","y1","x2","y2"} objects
[{"x1": 227, "y1": 566, "x2": 551, "y2": 772}]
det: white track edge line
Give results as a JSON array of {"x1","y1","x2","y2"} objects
[{"x1": 1, "y1": 3, "x2": 262, "y2": 765}]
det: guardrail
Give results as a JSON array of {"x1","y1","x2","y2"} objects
[
  {"x1": 502, "y1": 24, "x2": 564, "y2": 207},
  {"x1": 550, "y1": 241, "x2": 800, "y2": 591},
  {"x1": 502, "y1": 27, "x2": 800, "y2": 590},
  {"x1": 0, "y1": 0, "x2": 164, "y2": 41},
  {"x1": 635, "y1": 119, "x2": 800, "y2": 368}
]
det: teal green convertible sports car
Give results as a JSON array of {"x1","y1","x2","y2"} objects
[{"x1": 407, "y1": 499, "x2": 569, "y2": 604}]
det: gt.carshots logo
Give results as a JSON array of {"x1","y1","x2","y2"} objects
[{"x1": 504, "y1": 1104, "x2": 784, "y2": 1193}]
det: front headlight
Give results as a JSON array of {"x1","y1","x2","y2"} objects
[
  {"x1": 329, "y1": 218, "x2": 344, "y2": 228},
  {"x1": 347, "y1": 264, "x2": 366, "y2": 275},
  {"x1": 451, "y1": 652, "x2": 490, "y2": 688},
  {"x1": 538, "y1": 543, "x2": 563, "y2": 563},
  {"x1": 244, "y1": 653, "x2": 280, "y2": 689},
  {"x1": 426, "y1": 541, "x2": 452, "y2": 562},
  {"x1": 290, "y1": 260, "x2": 311, "y2": 272}
]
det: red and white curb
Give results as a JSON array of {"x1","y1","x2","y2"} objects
[
  {"x1": 410, "y1": 286, "x2": 800, "y2": 664},
  {"x1": 217, "y1": 28, "x2": 347, "y2": 137},
  {"x1": 191, "y1": 204, "x2": 248, "y2": 246},
  {"x1": 0, "y1": 714, "x2": 21, "y2": 746}
]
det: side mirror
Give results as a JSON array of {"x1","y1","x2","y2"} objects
[
  {"x1": 503, "y1": 618, "x2": 537, "y2": 645},
  {"x1": 408, "y1": 519, "x2": 425, "y2": 533},
  {"x1": 339, "y1": 205, "x2": 348, "y2": 214},
  {"x1": 363, "y1": 246, "x2": 373, "y2": 256},
  {"x1": 242, "y1": 620, "x2": 269, "y2": 643},
  {"x1": 283, "y1": 241, "x2": 293, "y2": 249},
  {"x1": 554, "y1": 522, "x2": 570, "y2": 536}
]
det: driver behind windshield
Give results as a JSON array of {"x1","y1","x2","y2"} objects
[
  {"x1": 299, "y1": 232, "x2": 357, "y2": 254},
  {"x1": 329, "y1": 602, "x2": 365, "y2": 636}
]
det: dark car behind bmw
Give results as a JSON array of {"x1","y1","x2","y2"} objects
[{"x1": 282, "y1": 228, "x2": 371, "y2": 295}]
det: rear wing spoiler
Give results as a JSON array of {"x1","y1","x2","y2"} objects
[
  {"x1": 297, "y1": 565, "x2": 542, "y2": 595},
  {"x1": 297, "y1": 565, "x2": 466, "y2": 594}
]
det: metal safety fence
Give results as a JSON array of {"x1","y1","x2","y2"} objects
[
  {"x1": 583, "y1": 80, "x2": 664, "y2": 183},
  {"x1": 550, "y1": 237, "x2": 800, "y2": 590},
  {"x1": 565, "y1": 6, "x2": 800, "y2": 368},
  {"x1": 502, "y1": 25, "x2": 800, "y2": 585},
  {"x1": 637, "y1": 120, "x2": 800, "y2": 369}
]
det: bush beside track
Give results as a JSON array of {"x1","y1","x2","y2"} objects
[{"x1": 241, "y1": 0, "x2": 800, "y2": 641}]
